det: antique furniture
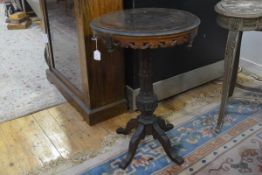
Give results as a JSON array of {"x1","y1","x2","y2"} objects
[
  {"x1": 215, "y1": 0, "x2": 262, "y2": 132},
  {"x1": 91, "y1": 8, "x2": 200, "y2": 168},
  {"x1": 40, "y1": 0, "x2": 127, "y2": 125},
  {"x1": 124, "y1": 0, "x2": 228, "y2": 110}
]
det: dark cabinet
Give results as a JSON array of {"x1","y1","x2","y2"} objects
[{"x1": 41, "y1": 0, "x2": 127, "y2": 125}]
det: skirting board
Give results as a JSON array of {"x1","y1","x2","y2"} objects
[
  {"x1": 240, "y1": 58, "x2": 262, "y2": 77},
  {"x1": 126, "y1": 60, "x2": 224, "y2": 110}
]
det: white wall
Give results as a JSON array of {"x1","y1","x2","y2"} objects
[
  {"x1": 240, "y1": 31, "x2": 262, "y2": 76},
  {"x1": 26, "y1": 0, "x2": 42, "y2": 19}
]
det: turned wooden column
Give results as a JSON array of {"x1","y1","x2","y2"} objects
[{"x1": 136, "y1": 50, "x2": 158, "y2": 117}]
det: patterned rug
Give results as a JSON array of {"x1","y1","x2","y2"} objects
[
  {"x1": 0, "y1": 4, "x2": 65, "y2": 123},
  {"x1": 60, "y1": 95, "x2": 262, "y2": 175}
]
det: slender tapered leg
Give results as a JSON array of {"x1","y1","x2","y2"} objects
[
  {"x1": 216, "y1": 31, "x2": 243, "y2": 133},
  {"x1": 116, "y1": 118, "x2": 138, "y2": 135},
  {"x1": 119, "y1": 124, "x2": 145, "y2": 169},
  {"x1": 228, "y1": 32, "x2": 243, "y2": 97},
  {"x1": 153, "y1": 123, "x2": 184, "y2": 164}
]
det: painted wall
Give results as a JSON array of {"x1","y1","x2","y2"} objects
[
  {"x1": 26, "y1": 0, "x2": 42, "y2": 19},
  {"x1": 240, "y1": 31, "x2": 262, "y2": 76}
]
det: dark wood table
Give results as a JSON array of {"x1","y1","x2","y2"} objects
[{"x1": 91, "y1": 8, "x2": 200, "y2": 169}]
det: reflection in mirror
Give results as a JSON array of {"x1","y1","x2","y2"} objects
[{"x1": 46, "y1": 0, "x2": 83, "y2": 91}]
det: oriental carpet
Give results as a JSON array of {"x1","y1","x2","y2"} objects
[{"x1": 61, "y1": 92, "x2": 262, "y2": 175}]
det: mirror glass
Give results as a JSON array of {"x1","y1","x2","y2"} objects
[{"x1": 46, "y1": 0, "x2": 83, "y2": 91}]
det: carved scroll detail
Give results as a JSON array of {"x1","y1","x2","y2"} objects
[
  {"x1": 96, "y1": 29, "x2": 198, "y2": 50},
  {"x1": 112, "y1": 30, "x2": 197, "y2": 49}
]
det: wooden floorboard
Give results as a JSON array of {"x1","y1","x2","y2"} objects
[
  {"x1": 0, "y1": 82, "x2": 221, "y2": 175},
  {"x1": 0, "y1": 116, "x2": 62, "y2": 175},
  {"x1": 0, "y1": 126, "x2": 20, "y2": 175}
]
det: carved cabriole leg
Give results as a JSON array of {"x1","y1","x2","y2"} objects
[
  {"x1": 216, "y1": 31, "x2": 243, "y2": 133},
  {"x1": 119, "y1": 124, "x2": 145, "y2": 169},
  {"x1": 153, "y1": 123, "x2": 184, "y2": 165},
  {"x1": 228, "y1": 32, "x2": 243, "y2": 97},
  {"x1": 116, "y1": 118, "x2": 138, "y2": 135}
]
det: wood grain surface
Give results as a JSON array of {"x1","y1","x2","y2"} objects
[{"x1": 0, "y1": 81, "x2": 222, "y2": 175}]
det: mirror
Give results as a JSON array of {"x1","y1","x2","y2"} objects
[{"x1": 46, "y1": 0, "x2": 83, "y2": 92}]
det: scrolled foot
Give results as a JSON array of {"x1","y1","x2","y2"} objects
[
  {"x1": 153, "y1": 123, "x2": 184, "y2": 165},
  {"x1": 166, "y1": 123, "x2": 174, "y2": 131},
  {"x1": 116, "y1": 118, "x2": 138, "y2": 135},
  {"x1": 116, "y1": 127, "x2": 128, "y2": 135},
  {"x1": 169, "y1": 150, "x2": 184, "y2": 165},
  {"x1": 157, "y1": 117, "x2": 174, "y2": 132},
  {"x1": 119, "y1": 159, "x2": 128, "y2": 169}
]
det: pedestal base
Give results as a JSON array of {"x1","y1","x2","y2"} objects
[
  {"x1": 116, "y1": 49, "x2": 184, "y2": 169},
  {"x1": 117, "y1": 115, "x2": 184, "y2": 169}
]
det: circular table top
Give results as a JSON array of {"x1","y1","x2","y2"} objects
[
  {"x1": 215, "y1": 0, "x2": 262, "y2": 18},
  {"x1": 90, "y1": 8, "x2": 200, "y2": 37}
]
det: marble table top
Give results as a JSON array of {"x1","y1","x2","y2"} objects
[{"x1": 215, "y1": 0, "x2": 262, "y2": 18}]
